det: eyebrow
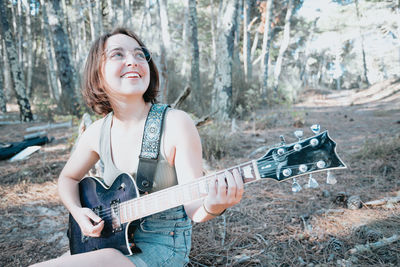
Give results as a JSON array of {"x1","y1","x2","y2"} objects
[{"x1": 106, "y1": 46, "x2": 143, "y2": 53}]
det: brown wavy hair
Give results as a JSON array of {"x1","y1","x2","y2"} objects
[{"x1": 82, "y1": 28, "x2": 159, "y2": 115}]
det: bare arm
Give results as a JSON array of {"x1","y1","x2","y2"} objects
[
  {"x1": 166, "y1": 110, "x2": 244, "y2": 223},
  {"x1": 58, "y1": 120, "x2": 104, "y2": 236}
]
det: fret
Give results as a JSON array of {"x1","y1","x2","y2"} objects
[
  {"x1": 127, "y1": 202, "x2": 132, "y2": 220},
  {"x1": 139, "y1": 199, "x2": 145, "y2": 218},
  {"x1": 182, "y1": 187, "x2": 190, "y2": 203},
  {"x1": 119, "y1": 204, "x2": 125, "y2": 223},
  {"x1": 176, "y1": 187, "x2": 183, "y2": 204},
  {"x1": 133, "y1": 200, "x2": 138, "y2": 220},
  {"x1": 252, "y1": 160, "x2": 261, "y2": 181},
  {"x1": 198, "y1": 181, "x2": 206, "y2": 198},
  {"x1": 119, "y1": 161, "x2": 264, "y2": 224},
  {"x1": 146, "y1": 198, "x2": 155, "y2": 217},
  {"x1": 239, "y1": 161, "x2": 259, "y2": 184},
  {"x1": 123, "y1": 204, "x2": 128, "y2": 222},
  {"x1": 202, "y1": 179, "x2": 209, "y2": 195},
  {"x1": 190, "y1": 183, "x2": 200, "y2": 200}
]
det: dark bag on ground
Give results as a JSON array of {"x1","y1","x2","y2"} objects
[{"x1": 0, "y1": 136, "x2": 50, "y2": 160}]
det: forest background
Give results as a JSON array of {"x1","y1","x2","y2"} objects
[
  {"x1": 1, "y1": 0, "x2": 398, "y2": 122},
  {"x1": 1, "y1": 0, "x2": 400, "y2": 266}
]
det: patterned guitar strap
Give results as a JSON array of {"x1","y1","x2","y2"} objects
[{"x1": 136, "y1": 103, "x2": 170, "y2": 193}]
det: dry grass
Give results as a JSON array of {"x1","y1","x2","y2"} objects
[{"x1": 1, "y1": 89, "x2": 400, "y2": 266}]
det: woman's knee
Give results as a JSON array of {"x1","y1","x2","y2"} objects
[
  {"x1": 30, "y1": 248, "x2": 135, "y2": 267},
  {"x1": 95, "y1": 248, "x2": 135, "y2": 266}
]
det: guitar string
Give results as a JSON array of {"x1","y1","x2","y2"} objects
[
  {"x1": 95, "y1": 160, "x2": 326, "y2": 219},
  {"x1": 256, "y1": 143, "x2": 315, "y2": 166},
  {"x1": 96, "y1": 163, "x2": 322, "y2": 218},
  {"x1": 96, "y1": 167, "x2": 236, "y2": 218},
  {"x1": 95, "y1": 143, "x2": 322, "y2": 218},
  {"x1": 97, "y1": 141, "x2": 320, "y2": 216},
  {"x1": 96, "y1": 177, "x2": 210, "y2": 218},
  {"x1": 95, "y1": 140, "x2": 324, "y2": 218}
]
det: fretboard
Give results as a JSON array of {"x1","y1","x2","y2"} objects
[{"x1": 119, "y1": 160, "x2": 261, "y2": 223}]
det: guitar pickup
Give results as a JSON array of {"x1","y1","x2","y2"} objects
[{"x1": 111, "y1": 199, "x2": 122, "y2": 233}]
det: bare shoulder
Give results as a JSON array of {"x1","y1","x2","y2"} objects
[
  {"x1": 164, "y1": 108, "x2": 200, "y2": 146},
  {"x1": 165, "y1": 108, "x2": 195, "y2": 127},
  {"x1": 77, "y1": 117, "x2": 105, "y2": 153}
]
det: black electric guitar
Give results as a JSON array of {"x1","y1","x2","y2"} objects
[{"x1": 68, "y1": 130, "x2": 346, "y2": 255}]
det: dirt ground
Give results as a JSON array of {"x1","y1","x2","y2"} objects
[{"x1": 1, "y1": 79, "x2": 399, "y2": 267}]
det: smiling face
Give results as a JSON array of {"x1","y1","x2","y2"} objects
[{"x1": 102, "y1": 34, "x2": 150, "y2": 98}]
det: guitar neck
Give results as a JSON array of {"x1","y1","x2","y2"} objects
[{"x1": 119, "y1": 160, "x2": 261, "y2": 223}]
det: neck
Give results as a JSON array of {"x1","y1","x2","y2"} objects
[
  {"x1": 111, "y1": 96, "x2": 151, "y2": 125},
  {"x1": 119, "y1": 160, "x2": 261, "y2": 223}
]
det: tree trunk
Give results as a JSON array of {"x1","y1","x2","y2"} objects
[
  {"x1": 17, "y1": 0, "x2": 23, "y2": 65},
  {"x1": 97, "y1": 0, "x2": 104, "y2": 34},
  {"x1": 181, "y1": 0, "x2": 189, "y2": 78},
  {"x1": 261, "y1": 0, "x2": 274, "y2": 99},
  {"x1": 272, "y1": 0, "x2": 293, "y2": 94},
  {"x1": 156, "y1": 0, "x2": 170, "y2": 102},
  {"x1": 243, "y1": 0, "x2": 253, "y2": 83},
  {"x1": 158, "y1": 0, "x2": 171, "y2": 51},
  {"x1": 300, "y1": 17, "x2": 319, "y2": 89},
  {"x1": 355, "y1": 0, "x2": 370, "y2": 86},
  {"x1": 70, "y1": 0, "x2": 88, "y2": 80},
  {"x1": 212, "y1": 0, "x2": 239, "y2": 121},
  {"x1": 46, "y1": 1, "x2": 80, "y2": 115},
  {"x1": 0, "y1": 41, "x2": 6, "y2": 112},
  {"x1": 140, "y1": 0, "x2": 153, "y2": 42},
  {"x1": 0, "y1": 2, "x2": 33, "y2": 121},
  {"x1": 107, "y1": 0, "x2": 114, "y2": 29},
  {"x1": 2, "y1": 39, "x2": 13, "y2": 101},
  {"x1": 251, "y1": 30, "x2": 259, "y2": 60},
  {"x1": 22, "y1": 0, "x2": 33, "y2": 97},
  {"x1": 40, "y1": 0, "x2": 61, "y2": 101},
  {"x1": 233, "y1": 0, "x2": 243, "y2": 83},
  {"x1": 188, "y1": 0, "x2": 201, "y2": 108},
  {"x1": 210, "y1": 0, "x2": 218, "y2": 63},
  {"x1": 88, "y1": 0, "x2": 97, "y2": 42}
]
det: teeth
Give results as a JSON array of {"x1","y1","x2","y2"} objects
[{"x1": 122, "y1": 73, "x2": 140, "y2": 78}]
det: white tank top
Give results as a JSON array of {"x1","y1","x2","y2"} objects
[{"x1": 98, "y1": 111, "x2": 178, "y2": 193}]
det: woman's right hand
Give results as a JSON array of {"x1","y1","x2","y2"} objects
[{"x1": 72, "y1": 207, "x2": 104, "y2": 237}]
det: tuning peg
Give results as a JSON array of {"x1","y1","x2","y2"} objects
[
  {"x1": 326, "y1": 170, "x2": 337, "y2": 185},
  {"x1": 305, "y1": 173, "x2": 319, "y2": 189},
  {"x1": 291, "y1": 178, "x2": 302, "y2": 193},
  {"x1": 280, "y1": 135, "x2": 286, "y2": 145},
  {"x1": 311, "y1": 124, "x2": 320, "y2": 135},
  {"x1": 294, "y1": 130, "x2": 303, "y2": 141}
]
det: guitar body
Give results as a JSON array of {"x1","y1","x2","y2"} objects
[{"x1": 68, "y1": 173, "x2": 141, "y2": 255}]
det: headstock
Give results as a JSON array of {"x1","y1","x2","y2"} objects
[{"x1": 256, "y1": 131, "x2": 346, "y2": 182}]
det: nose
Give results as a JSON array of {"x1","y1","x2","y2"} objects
[{"x1": 125, "y1": 53, "x2": 138, "y2": 67}]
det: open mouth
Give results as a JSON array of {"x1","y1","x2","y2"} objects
[{"x1": 121, "y1": 72, "x2": 141, "y2": 78}]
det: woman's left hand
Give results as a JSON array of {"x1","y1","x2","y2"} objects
[{"x1": 203, "y1": 168, "x2": 244, "y2": 216}]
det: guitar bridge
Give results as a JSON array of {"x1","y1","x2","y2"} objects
[{"x1": 110, "y1": 199, "x2": 122, "y2": 233}]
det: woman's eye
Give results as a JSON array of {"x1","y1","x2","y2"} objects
[
  {"x1": 111, "y1": 52, "x2": 124, "y2": 58},
  {"x1": 136, "y1": 52, "x2": 146, "y2": 59}
]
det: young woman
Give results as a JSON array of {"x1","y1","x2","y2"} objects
[{"x1": 31, "y1": 28, "x2": 243, "y2": 267}]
